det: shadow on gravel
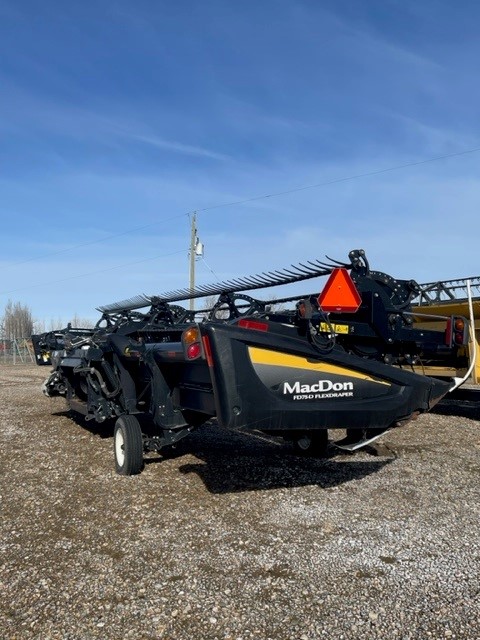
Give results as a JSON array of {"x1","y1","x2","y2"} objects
[
  {"x1": 52, "y1": 410, "x2": 115, "y2": 438},
  {"x1": 177, "y1": 456, "x2": 393, "y2": 494},
  {"x1": 157, "y1": 424, "x2": 394, "y2": 494},
  {"x1": 432, "y1": 401, "x2": 479, "y2": 420},
  {"x1": 52, "y1": 411, "x2": 395, "y2": 492}
]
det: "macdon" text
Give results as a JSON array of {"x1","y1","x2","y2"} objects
[{"x1": 283, "y1": 380, "x2": 354, "y2": 394}]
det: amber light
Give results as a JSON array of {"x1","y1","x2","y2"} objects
[
  {"x1": 182, "y1": 325, "x2": 204, "y2": 360},
  {"x1": 182, "y1": 326, "x2": 200, "y2": 345},
  {"x1": 445, "y1": 316, "x2": 468, "y2": 347}
]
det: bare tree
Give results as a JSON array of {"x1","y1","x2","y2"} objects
[
  {"x1": 264, "y1": 295, "x2": 289, "y2": 313},
  {"x1": 199, "y1": 295, "x2": 230, "y2": 320},
  {"x1": 33, "y1": 319, "x2": 46, "y2": 335},
  {"x1": 48, "y1": 317, "x2": 64, "y2": 331},
  {"x1": 201, "y1": 295, "x2": 218, "y2": 313},
  {"x1": 2, "y1": 300, "x2": 34, "y2": 340},
  {"x1": 70, "y1": 313, "x2": 95, "y2": 329}
]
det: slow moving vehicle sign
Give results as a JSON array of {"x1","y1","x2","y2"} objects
[{"x1": 318, "y1": 268, "x2": 362, "y2": 313}]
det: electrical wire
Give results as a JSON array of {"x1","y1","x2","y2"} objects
[
  {"x1": 199, "y1": 256, "x2": 220, "y2": 280},
  {"x1": 4, "y1": 143, "x2": 480, "y2": 294},
  {"x1": 5, "y1": 143, "x2": 480, "y2": 270},
  {"x1": 195, "y1": 145, "x2": 480, "y2": 213},
  {"x1": 0, "y1": 249, "x2": 187, "y2": 296},
  {"x1": 7, "y1": 213, "x2": 189, "y2": 268}
]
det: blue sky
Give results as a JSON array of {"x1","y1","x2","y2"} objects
[{"x1": 1, "y1": 0, "x2": 480, "y2": 326}]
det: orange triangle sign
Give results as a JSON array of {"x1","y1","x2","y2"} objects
[{"x1": 318, "y1": 268, "x2": 361, "y2": 313}]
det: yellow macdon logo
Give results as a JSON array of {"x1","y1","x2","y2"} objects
[{"x1": 248, "y1": 347, "x2": 390, "y2": 386}]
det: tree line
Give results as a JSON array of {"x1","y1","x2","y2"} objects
[
  {"x1": 0, "y1": 300, "x2": 94, "y2": 341},
  {"x1": 1, "y1": 301, "x2": 33, "y2": 341}
]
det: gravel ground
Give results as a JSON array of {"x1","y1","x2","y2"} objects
[{"x1": 1, "y1": 364, "x2": 479, "y2": 640}]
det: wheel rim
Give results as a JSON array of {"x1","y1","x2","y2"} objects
[
  {"x1": 297, "y1": 435, "x2": 311, "y2": 451},
  {"x1": 115, "y1": 428, "x2": 125, "y2": 467}
]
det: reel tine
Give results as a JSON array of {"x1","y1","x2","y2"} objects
[
  {"x1": 100, "y1": 253, "x2": 348, "y2": 308},
  {"x1": 324, "y1": 254, "x2": 350, "y2": 267}
]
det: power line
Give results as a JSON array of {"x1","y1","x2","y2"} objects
[
  {"x1": 0, "y1": 249, "x2": 187, "y2": 296},
  {"x1": 3, "y1": 143, "x2": 480, "y2": 293},
  {"x1": 7, "y1": 143, "x2": 480, "y2": 270},
  {"x1": 200, "y1": 256, "x2": 220, "y2": 280},
  {"x1": 7, "y1": 213, "x2": 189, "y2": 268},
  {"x1": 196, "y1": 145, "x2": 480, "y2": 213}
]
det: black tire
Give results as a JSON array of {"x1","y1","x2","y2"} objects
[
  {"x1": 114, "y1": 415, "x2": 144, "y2": 475},
  {"x1": 292, "y1": 431, "x2": 329, "y2": 457}
]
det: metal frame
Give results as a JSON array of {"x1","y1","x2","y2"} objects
[{"x1": 415, "y1": 276, "x2": 480, "y2": 305}]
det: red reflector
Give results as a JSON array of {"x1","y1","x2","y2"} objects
[
  {"x1": 202, "y1": 335, "x2": 213, "y2": 367},
  {"x1": 186, "y1": 343, "x2": 202, "y2": 360},
  {"x1": 445, "y1": 318, "x2": 452, "y2": 345},
  {"x1": 318, "y1": 268, "x2": 362, "y2": 313},
  {"x1": 237, "y1": 319, "x2": 269, "y2": 332}
]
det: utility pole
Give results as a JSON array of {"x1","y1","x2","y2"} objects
[
  {"x1": 189, "y1": 213, "x2": 197, "y2": 311},
  {"x1": 189, "y1": 213, "x2": 204, "y2": 311}
]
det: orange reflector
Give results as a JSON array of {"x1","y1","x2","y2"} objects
[{"x1": 318, "y1": 268, "x2": 362, "y2": 313}]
